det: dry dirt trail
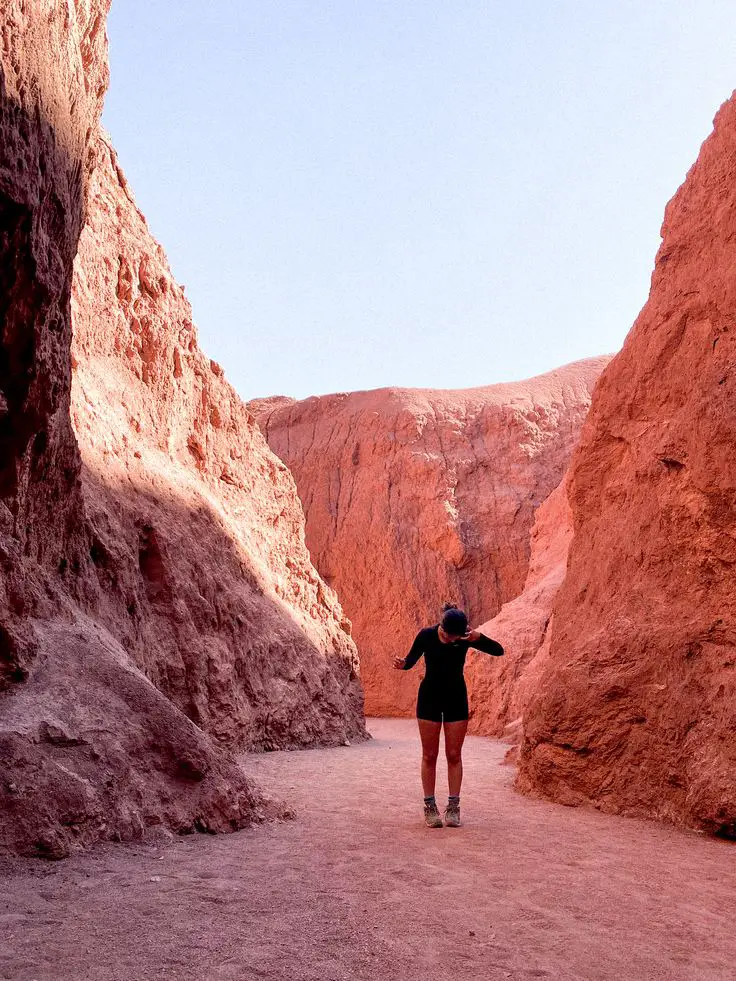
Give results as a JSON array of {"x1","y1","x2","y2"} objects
[{"x1": 1, "y1": 719, "x2": 733, "y2": 981}]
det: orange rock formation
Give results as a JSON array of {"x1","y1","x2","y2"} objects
[
  {"x1": 518, "y1": 94, "x2": 736, "y2": 837},
  {"x1": 0, "y1": 4, "x2": 363, "y2": 858},
  {"x1": 252, "y1": 358, "x2": 609, "y2": 718}
]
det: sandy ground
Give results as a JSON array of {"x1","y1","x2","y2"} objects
[{"x1": 1, "y1": 718, "x2": 734, "y2": 981}]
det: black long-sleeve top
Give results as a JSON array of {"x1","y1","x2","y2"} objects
[{"x1": 402, "y1": 625, "x2": 504, "y2": 685}]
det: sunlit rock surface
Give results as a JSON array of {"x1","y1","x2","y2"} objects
[{"x1": 71, "y1": 134, "x2": 364, "y2": 753}]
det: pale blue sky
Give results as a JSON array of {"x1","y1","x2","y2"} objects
[{"x1": 103, "y1": 1, "x2": 735, "y2": 400}]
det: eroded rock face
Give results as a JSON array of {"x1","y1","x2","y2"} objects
[
  {"x1": 70, "y1": 134, "x2": 364, "y2": 752},
  {"x1": 0, "y1": 4, "x2": 363, "y2": 858},
  {"x1": 517, "y1": 93, "x2": 736, "y2": 836},
  {"x1": 252, "y1": 358, "x2": 609, "y2": 717},
  {"x1": 0, "y1": 0, "x2": 111, "y2": 662},
  {"x1": 466, "y1": 479, "x2": 572, "y2": 738}
]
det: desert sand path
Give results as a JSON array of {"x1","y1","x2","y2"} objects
[{"x1": 1, "y1": 719, "x2": 734, "y2": 981}]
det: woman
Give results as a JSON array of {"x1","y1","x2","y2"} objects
[{"x1": 393, "y1": 604, "x2": 504, "y2": 828}]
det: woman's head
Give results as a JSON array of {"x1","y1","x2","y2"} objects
[{"x1": 440, "y1": 605, "x2": 468, "y2": 639}]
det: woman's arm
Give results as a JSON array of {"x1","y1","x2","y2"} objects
[
  {"x1": 393, "y1": 630, "x2": 426, "y2": 670},
  {"x1": 463, "y1": 629, "x2": 504, "y2": 657}
]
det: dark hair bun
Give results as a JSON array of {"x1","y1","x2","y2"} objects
[
  {"x1": 441, "y1": 607, "x2": 468, "y2": 636},
  {"x1": 442, "y1": 601, "x2": 458, "y2": 613}
]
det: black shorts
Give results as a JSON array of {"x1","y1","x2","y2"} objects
[{"x1": 416, "y1": 679, "x2": 469, "y2": 723}]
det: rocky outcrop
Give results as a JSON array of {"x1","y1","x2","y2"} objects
[
  {"x1": 517, "y1": 93, "x2": 736, "y2": 837},
  {"x1": 252, "y1": 358, "x2": 609, "y2": 717},
  {"x1": 466, "y1": 479, "x2": 572, "y2": 738},
  {"x1": 0, "y1": 616, "x2": 263, "y2": 859},
  {"x1": 0, "y1": 3, "x2": 363, "y2": 858}
]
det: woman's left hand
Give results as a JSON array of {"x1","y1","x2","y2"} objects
[{"x1": 462, "y1": 628, "x2": 481, "y2": 642}]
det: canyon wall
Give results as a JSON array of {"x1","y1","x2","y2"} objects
[
  {"x1": 517, "y1": 93, "x2": 736, "y2": 837},
  {"x1": 0, "y1": 2, "x2": 363, "y2": 858},
  {"x1": 252, "y1": 358, "x2": 608, "y2": 717}
]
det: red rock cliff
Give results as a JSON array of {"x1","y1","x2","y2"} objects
[
  {"x1": 517, "y1": 93, "x2": 736, "y2": 837},
  {"x1": 0, "y1": 3, "x2": 363, "y2": 858},
  {"x1": 252, "y1": 358, "x2": 608, "y2": 717}
]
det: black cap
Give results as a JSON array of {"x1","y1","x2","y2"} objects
[{"x1": 441, "y1": 607, "x2": 468, "y2": 636}]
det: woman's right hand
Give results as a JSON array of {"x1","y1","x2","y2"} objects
[{"x1": 393, "y1": 655, "x2": 406, "y2": 670}]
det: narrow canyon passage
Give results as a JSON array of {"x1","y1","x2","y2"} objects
[{"x1": 2, "y1": 720, "x2": 733, "y2": 981}]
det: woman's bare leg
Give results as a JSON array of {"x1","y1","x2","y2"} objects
[
  {"x1": 443, "y1": 720, "x2": 469, "y2": 797},
  {"x1": 418, "y1": 719, "x2": 442, "y2": 797}
]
